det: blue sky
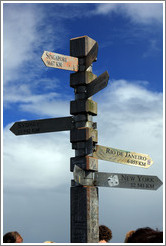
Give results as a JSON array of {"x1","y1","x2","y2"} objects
[{"x1": 2, "y1": 1, "x2": 164, "y2": 244}]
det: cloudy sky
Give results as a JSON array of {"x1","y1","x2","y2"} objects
[{"x1": 2, "y1": 1, "x2": 164, "y2": 244}]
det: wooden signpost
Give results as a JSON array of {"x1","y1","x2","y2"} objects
[
  {"x1": 70, "y1": 36, "x2": 100, "y2": 243},
  {"x1": 10, "y1": 35, "x2": 162, "y2": 243}
]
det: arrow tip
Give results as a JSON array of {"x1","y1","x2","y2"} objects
[{"x1": 10, "y1": 123, "x2": 17, "y2": 135}]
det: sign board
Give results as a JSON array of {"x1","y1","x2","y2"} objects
[
  {"x1": 10, "y1": 116, "x2": 74, "y2": 135},
  {"x1": 73, "y1": 165, "x2": 162, "y2": 190},
  {"x1": 94, "y1": 172, "x2": 162, "y2": 190},
  {"x1": 93, "y1": 145, "x2": 153, "y2": 168},
  {"x1": 41, "y1": 51, "x2": 79, "y2": 71},
  {"x1": 86, "y1": 71, "x2": 109, "y2": 98}
]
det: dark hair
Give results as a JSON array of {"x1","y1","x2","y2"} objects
[
  {"x1": 3, "y1": 231, "x2": 23, "y2": 243},
  {"x1": 99, "y1": 225, "x2": 112, "y2": 242},
  {"x1": 126, "y1": 227, "x2": 163, "y2": 243}
]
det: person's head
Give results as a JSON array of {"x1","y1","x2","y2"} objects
[
  {"x1": 3, "y1": 231, "x2": 23, "y2": 243},
  {"x1": 124, "y1": 230, "x2": 135, "y2": 243},
  {"x1": 125, "y1": 227, "x2": 163, "y2": 243},
  {"x1": 99, "y1": 225, "x2": 112, "y2": 243}
]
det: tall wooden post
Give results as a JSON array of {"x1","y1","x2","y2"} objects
[
  {"x1": 70, "y1": 36, "x2": 99, "y2": 243},
  {"x1": 10, "y1": 35, "x2": 163, "y2": 244}
]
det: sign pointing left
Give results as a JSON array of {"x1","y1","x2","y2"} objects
[
  {"x1": 41, "y1": 51, "x2": 79, "y2": 71},
  {"x1": 10, "y1": 116, "x2": 74, "y2": 136}
]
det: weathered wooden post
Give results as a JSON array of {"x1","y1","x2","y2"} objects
[
  {"x1": 10, "y1": 35, "x2": 162, "y2": 244},
  {"x1": 70, "y1": 36, "x2": 99, "y2": 243}
]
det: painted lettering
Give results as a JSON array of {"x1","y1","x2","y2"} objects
[
  {"x1": 106, "y1": 148, "x2": 123, "y2": 156},
  {"x1": 56, "y1": 62, "x2": 63, "y2": 67},
  {"x1": 121, "y1": 175, "x2": 128, "y2": 182},
  {"x1": 137, "y1": 183, "x2": 144, "y2": 188},
  {"x1": 125, "y1": 152, "x2": 147, "y2": 161},
  {"x1": 18, "y1": 121, "x2": 39, "y2": 128},
  {"x1": 146, "y1": 183, "x2": 154, "y2": 189},
  {"x1": 137, "y1": 176, "x2": 155, "y2": 182}
]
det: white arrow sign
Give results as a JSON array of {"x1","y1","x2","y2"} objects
[{"x1": 41, "y1": 51, "x2": 79, "y2": 71}]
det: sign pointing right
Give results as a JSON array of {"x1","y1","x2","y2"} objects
[
  {"x1": 93, "y1": 145, "x2": 153, "y2": 168},
  {"x1": 86, "y1": 71, "x2": 109, "y2": 98},
  {"x1": 73, "y1": 165, "x2": 163, "y2": 191},
  {"x1": 94, "y1": 172, "x2": 162, "y2": 190}
]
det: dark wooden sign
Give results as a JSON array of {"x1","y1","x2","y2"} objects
[
  {"x1": 94, "y1": 172, "x2": 163, "y2": 190},
  {"x1": 86, "y1": 71, "x2": 109, "y2": 98},
  {"x1": 10, "y1": 116, "x2": 74, "y2": 135}
]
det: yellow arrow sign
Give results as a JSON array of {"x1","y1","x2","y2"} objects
[
  {"x1": 93, "y1": 145, "x2": 153, "y2": 168},
  {"x1": 41, "y1": 51, "x2": 79, "y2": 71}
]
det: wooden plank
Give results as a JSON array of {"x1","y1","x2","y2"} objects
[
  {"x1": 10, "y1": 116, "x2": 74, "y2": 136},
  {"x1": 41, "y1": 51, "x2": 78, "y2": 71},
  {"x1": 84, "y1": 42, "x2": 98, "y2": 70},
  {"x1": 75, "y1": 137, "x2": 93, "y2": 157},
  {"x1": 75, "y1": 120, "x2": 97, "y2": 129},
  {"x1": 70, "y1": 36, "x2": 96, "y2": 57},
  {"x1": 93, "y1": 145, "x2": 153, "y2": 168},
  {"x1": 70, "y1": 71, "x2": 97, "y2": 88},
  {"x1": 70, "y1": 128, "x2": 98, "y2": 143},
  {"x1": 86, "y1": 71, "x2": 109, "y2": 98},
  {"x1": 70, "y1": 186, "x2": 99, "y2": 243},
  {"x1": 70, "y1": 156, "x2": 98, "y2": 172},
  {"x1": 70, "y1": 99, "x2": 97, "y2": 116},
  {"x1": 70, "y1": 36, "x2": 98, "y2": 71}
]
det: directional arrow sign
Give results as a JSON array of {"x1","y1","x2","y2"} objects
[
  {"x1": 86, "y1": 71, "x2": 109, "y2": 98},
  {"x1": 94, "y1": 172, "x2": 162, "y2": 190},
  {"x1": 93, "y1": 145, "x2": 153, "y2": 168},
  {"x1": 73, "y1": 165, "x2": 162, "y2": 190},
  {"x1": 10, "y1": 116, "x2": 74, "y2": 136},
  {"x1": 41, "y1": 51, "x2": 79, "y2": 71}
]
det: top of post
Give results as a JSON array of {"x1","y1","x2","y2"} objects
[{"x1": 70, "y1": 35, "x2": 97, "y2": 57}]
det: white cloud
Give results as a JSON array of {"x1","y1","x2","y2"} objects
[
  {"x1": 3, "y1": 126, "x2": 73, "y2": 190},
  {"x1": 3, "y1": 80, "x2": 163, "y2": 192},
  {"x1": 95, "y1": 3, "x2": 163, "y2": 24},
  {"x1": 3, "y1": 4, "x2": 40, "y2": 82},
  {"x1": 96, "y1": 80, "x2": 163, "y2": 168},
  {"x1": 19, "y1": 99, "x2": 70, "y2": 117},
  {"x1": 3, "y1": 3, "x2": 67, "y2": 85}
]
